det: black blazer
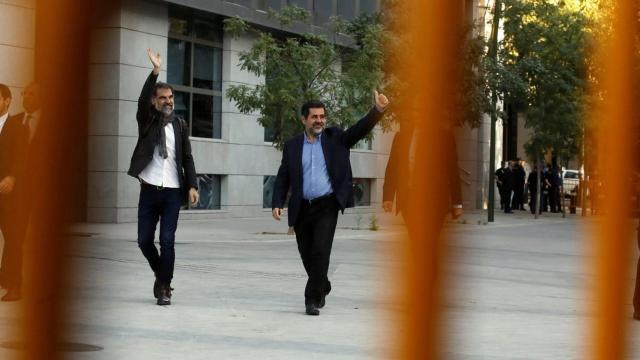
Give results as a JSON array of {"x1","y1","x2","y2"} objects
[
  {"x1": 382, "y1": 126, "x2": 462, "y2": 216},
  {"x1": 272, "y1": 107, "x2": 383, "y2": 226},
  {"x1": 0, "y1": 114, "x2": 28, "y2": 205},
  {"x1": 127, "y1": 72, "x2": 197, "y2": 191}
]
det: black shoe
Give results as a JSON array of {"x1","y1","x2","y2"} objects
[
  {"x1": 305, "y1": 303, "x2": 320, "y2": 316},
  {"x1": 634, "y1": 311, "x2": 640, "y2": 320},
  {"x1": 505, "y1": 210, "x2": 514, "y2": 214},
  {"x1": 157, "y1": 284, "x2": 172, "y2": 306},
  {"x1": 319, "y1": 295, "x2": 326, "y2": 309}
]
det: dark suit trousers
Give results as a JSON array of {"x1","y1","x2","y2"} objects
[
  {"x1": 0, "y1": 201, "x2": 27, "y2": 289},
  {"x1": 294, "y1": 195, "x2": 338, "y2": 305},
  {"x1": 137, "y1": 185, "x2": 182, "y2": 285}
]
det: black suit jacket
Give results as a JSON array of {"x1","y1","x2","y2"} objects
[
  {"x1": 272, "y1": 107, "x2": 383, "y2": 226},
  {"x1": 127, "y1": 72, "x2": 197, "y2": 191},
  {"x1": 0, "y1": 114, "x2": 28, "y2": 206},
  {"x1": 382, "y1": 126, "x2": 462, "y2": 216}
]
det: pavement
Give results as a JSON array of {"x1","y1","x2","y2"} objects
[{"x1": 1, "y1": 209, "x2": 640, "y2": 359}]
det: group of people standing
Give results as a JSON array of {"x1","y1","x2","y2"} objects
[{"x1": 495, "y1": 160, "x2": 564, "y2": 214}]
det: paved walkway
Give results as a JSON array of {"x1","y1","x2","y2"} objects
[{"x1": 1, "y1": 210, "x2": 640, "y2": 359}]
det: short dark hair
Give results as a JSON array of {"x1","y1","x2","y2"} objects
[
  {"x1": 0, "y1": 84, "x2": 11, "y2": 99},
  {"x1": 301, "y1": 100, "x2": 325, "y2": 118},
  {"x1": 153, "y1": 82, "x2": 174, "y2": 96}
]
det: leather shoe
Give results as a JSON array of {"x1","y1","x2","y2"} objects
[
  {"x1": 157, "y1": 284, "x2": 172, "y2": 306},
  {"x1": 305, "y1": 303, "x2": 319, "y2": 316},
  {"x1": 1, "y1": 288, "x2": 21, "y2": 302},
  {"x1": 319, "y1": 295, "x2": 326, "y2": 309}
]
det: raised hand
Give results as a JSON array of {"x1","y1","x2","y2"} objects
[
  {"x1": 374, "y1": 90, "x2": 389, "y2": 111},
  {"x1": 147, "y1": 48, "x2": 161, "y2": 74}
]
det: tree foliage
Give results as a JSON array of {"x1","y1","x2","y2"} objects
[
  {"x1": 487, "y1": 0, "x2": 590, "y2": 161},
  {"x1": 223, "y1": 6, "x2": 387, "y2": 149}
]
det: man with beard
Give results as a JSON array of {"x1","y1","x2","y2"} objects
[
  {"x1": 128, "y1": 49, "x2": 199, "y2": 305},
  {"x1": 272, "y1": 94, "x2": 389, "y2": 315}
]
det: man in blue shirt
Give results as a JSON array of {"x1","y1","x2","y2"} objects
[{"x1": 272, "y1": 93, "x2": 389, "y2": 315}]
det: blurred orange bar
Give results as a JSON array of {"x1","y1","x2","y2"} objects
[
  {"x1": 589, "y1": 0, "x2": 636, "y2": 359},
  {"x1": 13, "y1": 1, "x2": 92, "y2": 359},
  {"x1": 388, "y1": 1, "x2": 463, "y2": 359}
]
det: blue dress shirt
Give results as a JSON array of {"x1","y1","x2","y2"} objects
[{"x1": 302, "y1": 133, "x2": 333, "y2": 200}]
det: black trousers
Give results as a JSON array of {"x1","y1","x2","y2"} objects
[
  {"x1": 137, "y1": 185, "x2": 182, "y2": 285},
  {"x1": 512, "y1": 184, "x2": 524, "y2": 209},
  {"x1": 0, "y1": 198, "x2": 27, "y2": 289},
  {"x1": 503, "y1": 188, "x2": 513, "y2": 212},
  {"x1": 294, "y1": 195, "x2": 338, "y2": 305}
]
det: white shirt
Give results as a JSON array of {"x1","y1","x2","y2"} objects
[
  {"x1": 0, "y1": 112, "x2": 8, "y2": 134},
  {"x1": 138, "y1": 122, "x2": 180, "y2": 188}
]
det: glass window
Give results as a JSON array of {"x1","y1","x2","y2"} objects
[
  {"x1": 192, "y1": 94, "x2": 213, "y2": 138},
  {"x1": 337, "y1": 1, "x2": 355, "y2": 20},
  {"x1": 190, "y1": 174, "x2": 222, "y2": 210},
  {"x1": 313, "y1": 0, "x2": 333, "y2": 26},
  {"x1": 169, "y1": 15, "x2": 190, "y2": 36},
  {"x1": 257, "y1": 0, "x2": 282, "y2": 11},
  {"x1": 168, "y1": 39, "x2": 191, "y2": 86},
  {"x1": 352, "y1": 178, "x2": 371, "y2": 206},
  {"x1": 192, "y1": 94, "x2": 222, "y2": 139},
  {"x1": 193, "y1": 44, "x2": 222, "y2": 91},
  {"x1": 167, "y1": 7, "x2": 224, "y2": 140},
  {"x1": 263, "y1": 175, "x2": 289, "y2": 208},
  {"x1": 263, "y1": 176, "x2": 276, "y2": 208},
  {"x1": 194, "y1": 18, "x2": 223, "y2": 43},
  {"x1": 173, "y1": 91, "x2": 190, "y2": 121},
  {"x1": 359, "y1": 0, "x2": 378, "y2": 15},
  {"x1": 264, "y1": 126, "x2": 277, "y2": 142}
]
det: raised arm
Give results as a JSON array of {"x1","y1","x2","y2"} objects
[
  {"x1": 136, "y1": 49, "x2": 162, "y2": 124},
  {"x1": 341, "y1": 91, "x2": 389, "y2": 148}
]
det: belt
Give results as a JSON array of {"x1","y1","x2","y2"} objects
[
  {"x1": 140, "y1": 180, "x2": 177, "y2": 191},
  {"x1": 304, "y1": 193, "x2": 334, "y2": 205}
]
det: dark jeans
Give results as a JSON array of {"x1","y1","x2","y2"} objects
[
  {"x1": 137, "y1": 185, "x2": 182, "y2": 285},
  {"x1": 294, "y1": 195, "x2": 338, "y2": 306}
]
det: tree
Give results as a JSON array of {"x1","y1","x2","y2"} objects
[
  {"x1": 223, "y1": 5, "x2": 388, "y2": 149},
  {"x1": 488, "y1": 0, "x2": 589, "y2": 163}
]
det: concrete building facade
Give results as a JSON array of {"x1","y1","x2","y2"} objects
[
  {"x1": 87, "y1": 0, "x2": 389, "y2": 223},
  {"x1": 1, "y1": 0, "x2": 504, "y2": 223}
]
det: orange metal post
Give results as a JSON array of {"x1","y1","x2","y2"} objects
[
  {"x1": 589, "y1": 0, "x2": 637, "y2": 359},
  {"x1": 388, "y1": 1, "x2": 463, "y2": 359}
]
